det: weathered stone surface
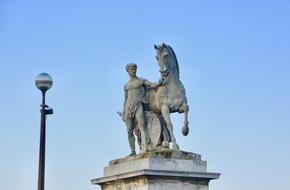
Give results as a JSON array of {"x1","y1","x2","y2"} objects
[
  {"x1": 109, "y1": 150, "x2": 201, "y2": 165},
  {"x1": 101, "y1": 177, "x2": 148, "y2": 190},
  {"x1": 105, "y1": 157, "x2": 206, "y2": 177},
  {"x1": 91, "y1": 150, "x2": 220, "y2": 190},
  {"x1": 98, "y1": 175, "x2": 210, "y2": 190},
  {"x1": 91, "y1": 44, "x2": 221, "y2": 190},
  {"x1": 119, "y1": 43, "x2": 191, "y2": 155}
]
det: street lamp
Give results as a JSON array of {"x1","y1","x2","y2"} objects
[{"x1": 35, "y1": 73, "x2": 53, "y2": 190}]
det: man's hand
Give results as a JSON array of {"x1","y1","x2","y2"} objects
[
  {"x1": 157, "y1": 79, "x2": 163, "y2": 86},
  {"x1": 159, "y1": 76, "x2": 166, "y2": 86},
  {"x1": 117, "y1": 111, "x2": 125, "y2": 122}
]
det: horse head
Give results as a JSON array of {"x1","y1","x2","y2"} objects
[
  {"x1": 154, "y1": 43, "x2": 180, "y2": 80},
  {"x1": 152, "y1": 43, "x2": 189, "y2": 148}
]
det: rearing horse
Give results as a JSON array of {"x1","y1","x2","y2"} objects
[{"x1": 147, "y1": 43, "x2": 189, "y2": 150}]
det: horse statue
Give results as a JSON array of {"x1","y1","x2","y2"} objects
[
  {"x1": 118, "y1": 43, "x2": 189, "y2": 153},
  {"x1": 146, "y1": 43, "x2": 189, "y2": 150}
]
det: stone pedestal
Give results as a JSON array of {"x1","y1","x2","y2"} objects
[{"x1": 91, "y1": 150, "x2": 220, "y2": 190}]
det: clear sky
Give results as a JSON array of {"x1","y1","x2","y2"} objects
[{"x1": 0, "y1": 1, "x2": 290, "y2": 190}]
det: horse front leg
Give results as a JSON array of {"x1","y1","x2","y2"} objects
[
  {"x1": 179, "y1": 102, "x2": 189, "y2": 136},
  {"x1": 161, "y1": 105, "x2": 179, "y2": 150}
]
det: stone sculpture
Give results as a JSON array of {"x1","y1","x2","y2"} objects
[
  {"x1": 119, "y1": 43, "x2": 190, "y2": 154},
  {"x1": 92, "y1": 43, "x2": 220, "y2": 190},
  {"x1": 122, "y1": 63, "x2": 163, "y2": 155}
]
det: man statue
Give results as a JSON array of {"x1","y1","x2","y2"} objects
[{"x1": 123, "y1": 63, "x2": 163, "y2": 155}]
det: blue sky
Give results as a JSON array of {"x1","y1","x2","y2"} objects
[{"x1": 0, "y1": 1, "x2": 290, "y2": 190}]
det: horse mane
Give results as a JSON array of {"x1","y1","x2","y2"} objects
[{"x1": 164, "y1": 44, "x2": 180, "y2": 79}]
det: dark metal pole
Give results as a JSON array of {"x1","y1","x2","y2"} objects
[{"x1": 37, "y1": 91, "x2": 46, "y2": 190}]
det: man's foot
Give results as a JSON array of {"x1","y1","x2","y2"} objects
[
  {"x1": 140, "y1": 149, "x2": 146, "y2": 154},
  {"x1": 162, "y1": 141, "x2": 169, "y2": 149},
  {"x1": 128, "y1": 151, "x2": 136, "y2": 156},
  {"x1": 140, "y1": 146, "x2": 149, "y2": 154}
]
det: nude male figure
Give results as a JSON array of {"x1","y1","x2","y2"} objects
[{"x1": 123, "y1": 63, "x2": 162, "y2": 155}]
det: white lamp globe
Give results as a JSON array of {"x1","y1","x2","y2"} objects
[{"x1": 35, "y1": 73, "x2": 53, "y2": 92}]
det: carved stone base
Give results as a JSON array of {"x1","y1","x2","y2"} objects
[{"x1": 91, "y1": 150, "x2": 220, "y2": 190}]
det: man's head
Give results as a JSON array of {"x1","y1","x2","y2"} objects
[
  {"x1": 126, "y1": 63, "x2": 137, "y2": 72},
  {"x1": 126, "y1": 63, "x2": 137, "y2": 77}
]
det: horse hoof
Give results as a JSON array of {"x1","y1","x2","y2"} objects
[
  {"x1": 172, "y1": 143, "x2": 179, "y2": 150},
  {"x1": 182, "y1": 126, "x2": 189, "y2": 136}
]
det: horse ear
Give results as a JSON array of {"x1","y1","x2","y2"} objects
[
  {"x1": 154, "y1": 44, "x2": 158, "y2": 49},
  {"x1": 162, "y1": 42, "x2": 165, "y2": 47}
]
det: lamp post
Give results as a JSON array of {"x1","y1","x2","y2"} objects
[{"x1": 35, "y1": 73, "x2": 53, "y2": 190}]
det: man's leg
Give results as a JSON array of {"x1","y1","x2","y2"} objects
[
  {"x1": 135, "y1": 105, "x2": 148, "y2": 153},
  {"x1": 126, "y1": 119, "x2": 136, "y2": 155}
]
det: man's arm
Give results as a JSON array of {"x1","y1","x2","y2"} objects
[
  {"x1": 144, "y1": 78, "x2": 163, "y2": 89},
  {"x1": 122, "y1": 87, "x2": 128, "y2": 121}
]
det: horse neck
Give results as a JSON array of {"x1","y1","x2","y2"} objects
[
  {"x1": 164, "y1": 57, "x2": 179, "y2": 80},
  {"x1": 164, "y1": 71, "x2": 179, "y2": 89}
]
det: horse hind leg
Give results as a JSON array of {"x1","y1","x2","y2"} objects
[
  {"x1": 161, "y1": 105, "x2": 179, "y2": 150},
  {"x1": 179, "y1": 102, "x2": 189, "y2": 136}
]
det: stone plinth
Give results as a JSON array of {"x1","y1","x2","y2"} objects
[{"x1": 91, "y1": 150, "x2": 220, "y2": 190}]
